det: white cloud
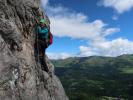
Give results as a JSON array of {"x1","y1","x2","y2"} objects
[
  {"x1": 79, "y1": 46, "x2": 99, "y2": 57},
  {"x1": 102, "y1": 28, "x2": 120, "y2": 36},
  {"x1": 100, "y1": 0, "x2": 133, "y2": 14},
  {"x1": 79, "y1": 38, "x2": 133, "y2": 57},
  {"x1": 46, "y1": 52, "x2": 72, "y2": 60},
  {"x1": 46, "y1": 5, "x2": 119, "y2": 40}
]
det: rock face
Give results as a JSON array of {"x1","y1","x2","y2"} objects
[{"x1": 0, "y1": 0, "x2": 69, "y2": 100}]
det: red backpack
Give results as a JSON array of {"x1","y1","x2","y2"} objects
[{"x1": 48, "y1": 31, "x2": 53, "y2": 45}]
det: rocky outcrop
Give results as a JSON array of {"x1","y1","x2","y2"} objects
[{"x1": 0, "y1": 0, "x2": 69, "y2": 100}]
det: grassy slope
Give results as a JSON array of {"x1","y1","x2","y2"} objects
[{"x1": 51, "y1": 54, "x2": 133, "y2": 100}]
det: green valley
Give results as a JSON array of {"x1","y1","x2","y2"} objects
[{"x1": 52, "y1": 54, "x2": 133, "y2": 100}]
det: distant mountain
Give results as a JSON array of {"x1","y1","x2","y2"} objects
[{"x1": 51, "y1": 54, "x2": 133, "y2": 100}]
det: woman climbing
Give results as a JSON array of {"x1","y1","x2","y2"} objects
[{"x1": 34, "y1": 19, "x2": 53, "y2": 72}]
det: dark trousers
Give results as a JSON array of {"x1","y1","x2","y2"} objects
[{"x1": 34, "y1": 38, "x2": 48, "y2": 72}]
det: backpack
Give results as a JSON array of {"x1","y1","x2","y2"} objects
[{"x1": 48, "y1": 31, "x2": 53, "y2": 45}]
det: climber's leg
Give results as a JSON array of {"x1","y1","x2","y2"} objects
[
  {"x1": 41, "y1": 59, "x2": 48, "y2": 72},
  {"x1": 39, "y1": 40, "x2": 49, "y2": 72},
  {"x1": 42, "y1": 39, "x2": 49, "y2": 72},
  {"x1": 39, "y1": 44, "x2": 44, "y2": 68}
]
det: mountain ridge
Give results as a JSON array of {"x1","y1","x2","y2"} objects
[{"x1": 52, "y1": 54, "x2": 133, "y2": 68}]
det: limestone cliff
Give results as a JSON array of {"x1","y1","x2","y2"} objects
[{"x1": 0, "y1": 0, "x2": 69, "y2": 100}]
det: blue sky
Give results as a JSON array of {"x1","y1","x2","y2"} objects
[{"x1": 41, "y1": 0, "x2": 133, "y2": 59}]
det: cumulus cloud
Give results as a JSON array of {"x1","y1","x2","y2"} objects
[
  {"x1": 79, "y1": 38, "x2": 133, "y2": 57},
  {"x1": 79, "y1": 46, "x2": 99, "y2": 57},
  {"x1": 46, "y1": 6, "x2": 119, "y2": 40},
  {"x1": 47, "y1": 52, "x2": 72, "y2": 60},
  {"x1": 100, "y1": 0, "x2": 133, "y2": 14}
]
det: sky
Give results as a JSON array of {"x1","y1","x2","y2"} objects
[{"x1": 41, "y1": 0, "x2": 133, "y2": 59}]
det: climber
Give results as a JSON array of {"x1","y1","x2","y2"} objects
[{"x1": 34, "y1": 19, "x2": 53, "y2": 72}]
